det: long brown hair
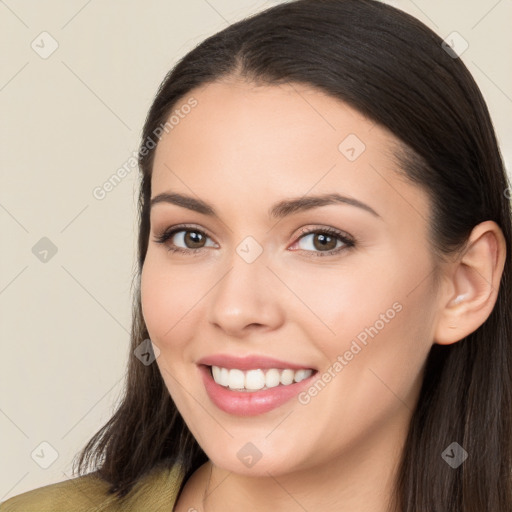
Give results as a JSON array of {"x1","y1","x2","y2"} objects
[{"x1": 73, "y1": 1, "x2": 512, "y2": 509}]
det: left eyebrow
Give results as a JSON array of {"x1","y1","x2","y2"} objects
[
  {"x1": 269, "y1": 193, "x2": 380, "y2": 219},
  {"x1": 149, "y1": 192, "x2": 381, "y2": 219}
]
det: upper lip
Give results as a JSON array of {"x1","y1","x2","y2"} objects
[{"x1": 197, "y1": 354, "x2": 315, "y2": 371}]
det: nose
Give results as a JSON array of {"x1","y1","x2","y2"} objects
[{"x1": 207, "y1": 246, "x2": 285, "y2": 338}]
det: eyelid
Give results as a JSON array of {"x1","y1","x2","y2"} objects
[
  {"x1": 294, "y1": 225, "x2": 354, "y2": 243},
  {"x1": 290, "y1": 225, "x2": 355, "y2": 257},
  {"x1": 153, "y1": 223, "x2": 217, "y2": 251}
]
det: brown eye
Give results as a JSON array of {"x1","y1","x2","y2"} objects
[
  {"x1": 181, "y1": 230, "x2": 207, "y2": 249},
  {"x1": 311, "y1": 232, "x2": 338, "y2": 251},
  {"x1": 153, "y1": 226, "x2": 217, "y2": 254},
  {"x1": 292, "y1": 227, "x2": 356, "y2": 257}
]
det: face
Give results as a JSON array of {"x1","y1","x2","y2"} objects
[{"x1": 141, "y1": 79, "x2": 440, "y2": 477}]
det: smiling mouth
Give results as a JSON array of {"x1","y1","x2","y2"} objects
[{"x1": 208, "y1": 365, "x2": 316, "y2": 392}]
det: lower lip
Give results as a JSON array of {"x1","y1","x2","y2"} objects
[{"x1": 199, "y1": 365, "x2": 316, "y2": 416}]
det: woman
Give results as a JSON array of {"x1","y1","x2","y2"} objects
[{"x1": 2, "y1": 0, "x2": 510, "y2": 510}]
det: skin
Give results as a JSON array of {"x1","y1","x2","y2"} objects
[{"x1": 140, "y1": 79, "x2": 506, "y2": 511}]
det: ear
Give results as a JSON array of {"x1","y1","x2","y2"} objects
[{"x1": 434, "y1": 220, "x2": 507, "y2": 345}]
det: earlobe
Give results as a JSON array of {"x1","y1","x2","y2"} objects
[{"x1": 434, "y1": 221, "x2": 507, "y2": 346}]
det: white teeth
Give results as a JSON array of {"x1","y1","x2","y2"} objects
[
  {"x1": 265, "y1": 368, "x2": 281, "y2": 388},
  {"x1": 228, "y1": 369, "x2": 245, "y2": 390},
  {"x1": 245, "y1": 369, "x2": 266, "y2": 390},
  {"x1": 219, "y1": 367, "x2": 229, "y2": 387},
  {"x1": 294, "y1": 369, "x2": 311, "y2": 383},
  {"x1": 211, "y1": 366, "x2": 313, "y2": 391},
  {"x1": 280, "y1": 369, "x2": 295, "y2": 386},
  {"x1": 212, "y1": 365, "x2": 221, "y2": 383}
]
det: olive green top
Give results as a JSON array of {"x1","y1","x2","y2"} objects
[{"x1": 0, "y1": 464, "x2": 185, "y2": 512}]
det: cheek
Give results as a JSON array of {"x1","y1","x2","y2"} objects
[
  {"x1": 305, "y1": 241, "x2": 437, "y2": 350},
  {"x1": 140, "y1": 256, "x2": 195, "y2": 351},
  {"x1": 140, "y1": 260, "x2": 166, "y2": 339},
  {"x1": 349, "y1": 280, "x2": 434, "y2": 404},
  {"x1": 140, "y1": 259, "x2": 201, "y2": 407},
  {"x1": 286, "y1": 259, "x2": 404, "y2": 344},
  {"x1": 301, "y1": 251, "x2": 435, "y2": 398}
]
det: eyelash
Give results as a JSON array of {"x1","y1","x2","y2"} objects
[{"x1": 153, "y1": 224, "x2": 356, "y2": 258}]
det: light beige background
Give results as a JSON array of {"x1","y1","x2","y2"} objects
[{"x1": 1, "y1": 0, "x2": 511, "y2": 500}]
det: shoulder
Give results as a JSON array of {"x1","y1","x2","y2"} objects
[{"x1": 0, "y1": 463, "x2": 184, "y2": 512}]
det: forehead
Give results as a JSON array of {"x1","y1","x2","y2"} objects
[
  {"x1": 150, "y1": 80, "x2": 429, "y2": 226},
  {"x1": 154, "y1": 80, "x2": 384, "y2": 165}
]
